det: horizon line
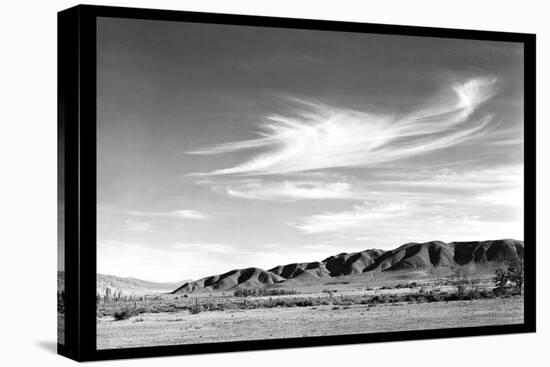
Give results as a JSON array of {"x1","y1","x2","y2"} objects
[{"x1": 91, "y1": 237, "x2": 523, "y2": 283}]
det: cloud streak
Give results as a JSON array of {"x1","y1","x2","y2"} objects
[
  {"x1": 294, "y1": 201, "x2": 410, "y2": 234},
  {"x1": 127, "y1": 209, "x2": 209, "y2": 220},
  {"x1": 214, "y1": 180, "x2": 354, "y2": 201},
  {"x1": 187, "y1": 77, "x2": 498, "y2": 176},
  {"x1": 379, "y1": 164, "x2": 523, "y2": 190},
  {"x1": 293, "y1": 190, "x2": 523, "y2": 241},
  {"x1": 195, "y1": 163, "x2": 521, "y2": 202},
  {"x1": 171, "y1": 210, "x2": 209, "y2": 220}
]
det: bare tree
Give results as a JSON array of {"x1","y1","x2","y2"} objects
[
  {"x1": 104, "y1": 287, "x2": 112, "y2": 302},
  {"x1": 452, "y1": 266, "x2": 470, "y2": 300},
  {"x1": 507, "y1": 259, "x2": 524, "y2": 294}
]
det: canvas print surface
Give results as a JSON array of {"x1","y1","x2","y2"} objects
[
  {"x1": 57, "y1": 119, "x2": 65, "y2": 345},
  {"x1": 95, "y1": 17, "x2": 525, "y2": 350}
]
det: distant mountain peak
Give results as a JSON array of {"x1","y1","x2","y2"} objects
[{"x1": 95, "y1": 273, "x2": 190, "y2": 296}]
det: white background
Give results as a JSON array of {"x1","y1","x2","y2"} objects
[{"x1": 0, "y1": 0, "x2": 547, "y2": 365}]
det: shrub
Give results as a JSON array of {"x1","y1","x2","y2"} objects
[
  {"x1": 189, "y1": 304, "x2": 202, "y2": 314},
  {"x1": 443, "y1": 292, "x2": 459, "y2": 301},
  {"x1": 266, "y1": 289, "x2": 298, "y2": 296},
  {"x1": 234, "y1": 288, "x2": 298, "y2": 297},
  {"x1": 113, "y1": 307, "x2": 138, "y2": 321},
  {"x1": 493, "y1": 286, "x2": 512, "y2": 297},
  {"x1": 369, "y1": 294, "x2": 390, "y2": 304},
  {"x1": 494, "y1": 268, "x2": 509, "y2": 291},
  {"x1": 233, "y1": 289, "x2": 246, "y2": 297},
  {"x1": 207, "y1": 303, "x2": 224, "y2": 311},
  {"x1": 273, "y1": 299, "x2": 297, "y2": 308},
  {"x1": 295, "y1": 299, "x2": 314, "y2": 307},
  {"x1": 403, "y1": 294, "x2": 415, "y2": 303},
  {"x1": 426, "y1": 293, "x2": 442, "y2": 303},
  {"x1": 477, "y1": 289, "x2": 494, "y2": 299}
]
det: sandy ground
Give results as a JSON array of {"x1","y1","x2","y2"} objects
[{"x1": 97, "y1": 297, "x2": 523, "y2": 350}]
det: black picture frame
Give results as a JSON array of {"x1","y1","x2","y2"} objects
[{"x1": 58, "y1": 4, "x2": 536, "y2": 362}]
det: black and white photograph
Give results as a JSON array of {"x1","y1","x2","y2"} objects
[
  {"x1": 4, "y1": 0, "x2": 550, "y2": 365},
  {"x1": 93, "y1": 15, "x2": 527, "y2": 350}
]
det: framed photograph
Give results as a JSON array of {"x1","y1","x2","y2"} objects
[{"x1": 58, "y1": 5, "x2": 536, "y2": 361}]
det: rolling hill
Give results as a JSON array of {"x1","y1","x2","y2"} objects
[
  {"x1": 172, "y1": 267, "x2": 285, "y2": 293},
  {"x1": 96, "y1": 274, "x2": 190, "y2": 296},
  {"x1": 171, "y1": 239, "x2": 524, "y2": 294},
  {"x1": 365, "y1": 239, "x2": 523, "y2": 272}
]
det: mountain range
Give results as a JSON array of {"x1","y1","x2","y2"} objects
[{"x1": 172, "y1": 239, "x2": 524, "y2": 293}]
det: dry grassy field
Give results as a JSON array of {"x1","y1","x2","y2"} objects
[
  {"x1": 97, "y1": 296, "x2": 523, "y2": 349},
  {"x1": 96, "y1": 273, "x2": 524, "y2": 350}
]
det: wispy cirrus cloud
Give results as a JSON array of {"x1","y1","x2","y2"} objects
[
  {"x1": 186, "y1": 77, "x2": 498, "y2": 176},
  {"x1": 194, "y1": 163, "x2": 522, "y2": 202},
  {"x1": 291, "y1": 165, "x2": 523, "y2": 239},
  {"x1": 294, "y1": 201, "x2": 410, "y2": 234},
  {"x1": 171, "y1": 210, "x2": 209, "y2": 220},
  {"x1": 378, "y1": 164, "x2": 523, "y2": 190},
  {"x1": 127, "y1": 209, "x2": 209, "y2": 220},
  {"x1": 214, "y1": 180, "x2": 354, "y2": 201},
  {"x1": 293, "y1": 192, "x2": 523, "y2": 241},
  {"x1": 98, "y1": 207, "x2": 212, "y2": 236}
]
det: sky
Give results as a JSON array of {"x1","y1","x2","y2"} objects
[{"x1": 96, "y1": 17, "x2": 524, "y2": 282}]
